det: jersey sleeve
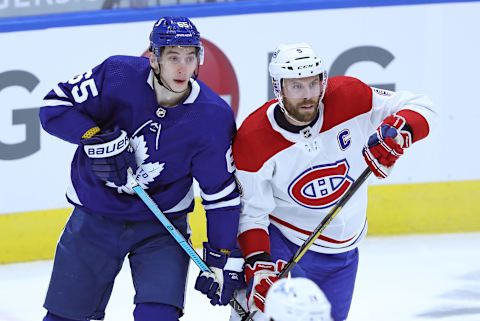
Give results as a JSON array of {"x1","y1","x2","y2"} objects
[
  {"x1": 191, "y1": 106, "x2": 241, "y2": 251},
  {"x1": 233, "y1": 121, "x2": 277, "y2": 259},
  {"x1": 39, "y1": 58, "x2": 109, "y2": 144},
  {"x1": 235, "y1": 165, "x2": 275, "y2": 259},
  {"x1": 369, "y1": 88, "x2": 437, "y2": 143}
]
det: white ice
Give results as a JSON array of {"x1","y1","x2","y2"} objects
[{"x1": 1, "y1": 233, "x2": 479, "y2": 321}]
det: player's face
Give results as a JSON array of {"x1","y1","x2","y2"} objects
[
  {"x1": 158, "y1": 46, "x2": 198, "y2": 92},
  {"x1": 282, "y1": 75, "x2": 322, "y2": 123}
]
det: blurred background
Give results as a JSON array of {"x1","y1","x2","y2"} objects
[
  {"x1": 0, "y1": 0, "x2": 479, "y2": 319},
  {"x1": 0, "y1": 0, "x2": 239, "y2": 18}
]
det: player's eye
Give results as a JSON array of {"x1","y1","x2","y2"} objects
[{"x1": 292, "y1": 83, "x2": 303, "y2": 90}]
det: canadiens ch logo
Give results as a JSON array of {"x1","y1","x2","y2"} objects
[{"x1": 288, "y1": 160, "x2": 354, "y2": 209}]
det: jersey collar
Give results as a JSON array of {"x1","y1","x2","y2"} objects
[{"x1": 267, "y1": 101, "x2": 324, "y2": 143}]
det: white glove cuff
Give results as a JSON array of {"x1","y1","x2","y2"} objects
[
  {"x1": 224, "y1": 257, "x2": 244, "y2": 272},
  {"x1": 84, "y1": 130, "x2": 129, "y2": 158}
]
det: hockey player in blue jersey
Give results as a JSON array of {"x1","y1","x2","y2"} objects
[{"x1": 39, "y1": 16, "x2": 244, "y2": 321}]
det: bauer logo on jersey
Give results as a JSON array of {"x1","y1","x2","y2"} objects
[{"x1": 288, "y1": 160, "x2": 354, "y2": 209}]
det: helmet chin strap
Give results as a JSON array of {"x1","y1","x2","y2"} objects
[
  {"x1": 154, "y1": 66, "x2": 188, "y2": 94},
  {"x1": 153, "y1": 61, "x2": 200, "y2": 95}
]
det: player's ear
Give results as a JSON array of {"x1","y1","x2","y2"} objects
[{"x1": 149, "y1": 54, "x2": 159, "y2": 71}]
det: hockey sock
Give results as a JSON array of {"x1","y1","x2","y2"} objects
[{"x1": 133, "y1": 302, "x2": 180, "y2": 321}]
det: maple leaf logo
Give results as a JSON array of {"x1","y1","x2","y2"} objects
[
  {"x1": 105, "y1": 135, "x2": 165, "y2": 194},
  {"x1": 131, "y1": 135, "x2": 149, "y2": 166}
]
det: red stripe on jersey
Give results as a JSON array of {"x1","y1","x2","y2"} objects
[
  {"x1": 270, "y1": 215, "x2": 357, "y2": 244},
  {"x1": 233, "y1": 100, "x2": 294, "y2": 172},
  {"x1": 321, "y1": 76, "x2": 373, "y2": 132},
  {"x1": 238, "y1": 228, "x2": 271, "y2": 258},
  {"x1": 396, "y1": 109, "x2": 430, "y2": 142}
]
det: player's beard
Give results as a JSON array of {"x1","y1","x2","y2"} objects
[{"x1": 283, "y1": 97, "x2": 320, "y2": 123}]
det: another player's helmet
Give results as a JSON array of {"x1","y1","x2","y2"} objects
[
  {"x1": 264, "y1": 278, "x2": 332, "y2": 321},
  {"x1": 149, "y1": 16, "x2": 204, "y2": 64},
  {"x1": 269, "y1": 43, "x2": 327, "y2": 109}
]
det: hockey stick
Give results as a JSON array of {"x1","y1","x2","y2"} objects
[
  {"x1": 247, "y1": 167, "x2": 372, "y2": 319},
  {"x1": 126, "y1": 171, "x2": 252, "y2": 321}
]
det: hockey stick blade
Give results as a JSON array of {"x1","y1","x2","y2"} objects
[{"x1": 126, "y1": 170, "x2": 253, "y2": 321}]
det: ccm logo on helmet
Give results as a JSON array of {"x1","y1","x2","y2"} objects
[
  {"x1": 288, "y1": 160, "x2": 353, "y2": 209},
  {"x1": 298, "y1": 64, "x2": 314, "y2": 69}
]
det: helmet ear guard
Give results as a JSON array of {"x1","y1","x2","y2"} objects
[{"x1": 149, "y1": 16, "x2": 204, "y2": 65}]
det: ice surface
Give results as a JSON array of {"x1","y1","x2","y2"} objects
[{"x1": 1, "y1": 233, "x2": 479, "y2": 321}]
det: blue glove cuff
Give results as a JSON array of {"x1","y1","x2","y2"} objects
[{"x1": 203, "y1": 242, "x2": 228, "y2": 268}]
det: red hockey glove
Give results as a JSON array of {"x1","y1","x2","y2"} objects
[
  {"x1": 363, "y1": 114, "x2": 412, "y2": 179},
  {"x1": 245, "y1": 259, "x2": 286, "y2": 313}
]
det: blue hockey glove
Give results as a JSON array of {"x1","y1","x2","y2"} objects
[
  {"x1": 194, "y1": 242, "x2": 245, "y2": 306},
  {"x1": 81, "y1": 127, "x2": 137, "y2": 186}
]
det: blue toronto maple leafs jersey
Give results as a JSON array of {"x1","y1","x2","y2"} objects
[{"x1": 39, "y1": 55, "x2": 240, "y2": 250}]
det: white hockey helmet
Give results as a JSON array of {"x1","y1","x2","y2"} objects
[
  {"x1": 269, "y1": 43, "x2": 328, "y2": 108},
  {"x1": 264, "y1": 278, "x2": 332, "y2": 321}
]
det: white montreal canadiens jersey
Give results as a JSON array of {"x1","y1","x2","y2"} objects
[{"x1": 234, "y1": 76, "x2": 435, "y2": 254}]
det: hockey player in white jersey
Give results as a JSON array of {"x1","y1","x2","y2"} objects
[
  {"x1": 264, "y1": 278, "x2": 332, "y2": 321},
  {"x1": 231, "y1": 43, "x2": 436, "y2": 321}
]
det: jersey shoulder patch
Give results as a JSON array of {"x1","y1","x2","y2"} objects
[
  {"x1": 321, "y1": 76, "x2": 373, "y2": 132},
  {"x1": 233, "y1": 100, "x2": 294, "y2": 172}
]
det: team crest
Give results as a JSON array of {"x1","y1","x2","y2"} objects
[
  {"x1": 106, "y1": 134, "x2": 164, "y2": 194},
  {"x1": 288, "y1": 160, "x2": 353, "y2": 209}
]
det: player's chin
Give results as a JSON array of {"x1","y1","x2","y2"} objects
[
  {"x1": 172, "y1": 81, "x2": 188, "y2": 91},
  {"x1": 298, "y1": 109, "x2": 317, "y2": 122}
]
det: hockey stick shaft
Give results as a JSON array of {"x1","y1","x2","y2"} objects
[
  {"x1": 279, "y1": 167, "x2": 371, "y2": 278},
  {"x1": 127, "y1": 172, "x2": 252, "y2": 321},
  {"x1": 246, "y1": 168, "x2": 371, "y2": 320}
]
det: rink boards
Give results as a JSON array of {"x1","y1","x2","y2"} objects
[{"x1": 1, "y1": 180, "x2": 480, "y2": 264}]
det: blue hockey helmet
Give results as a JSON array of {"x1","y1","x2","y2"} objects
[{"x1": 149, "y1": 17, "x2": 204, "y2": 64}]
